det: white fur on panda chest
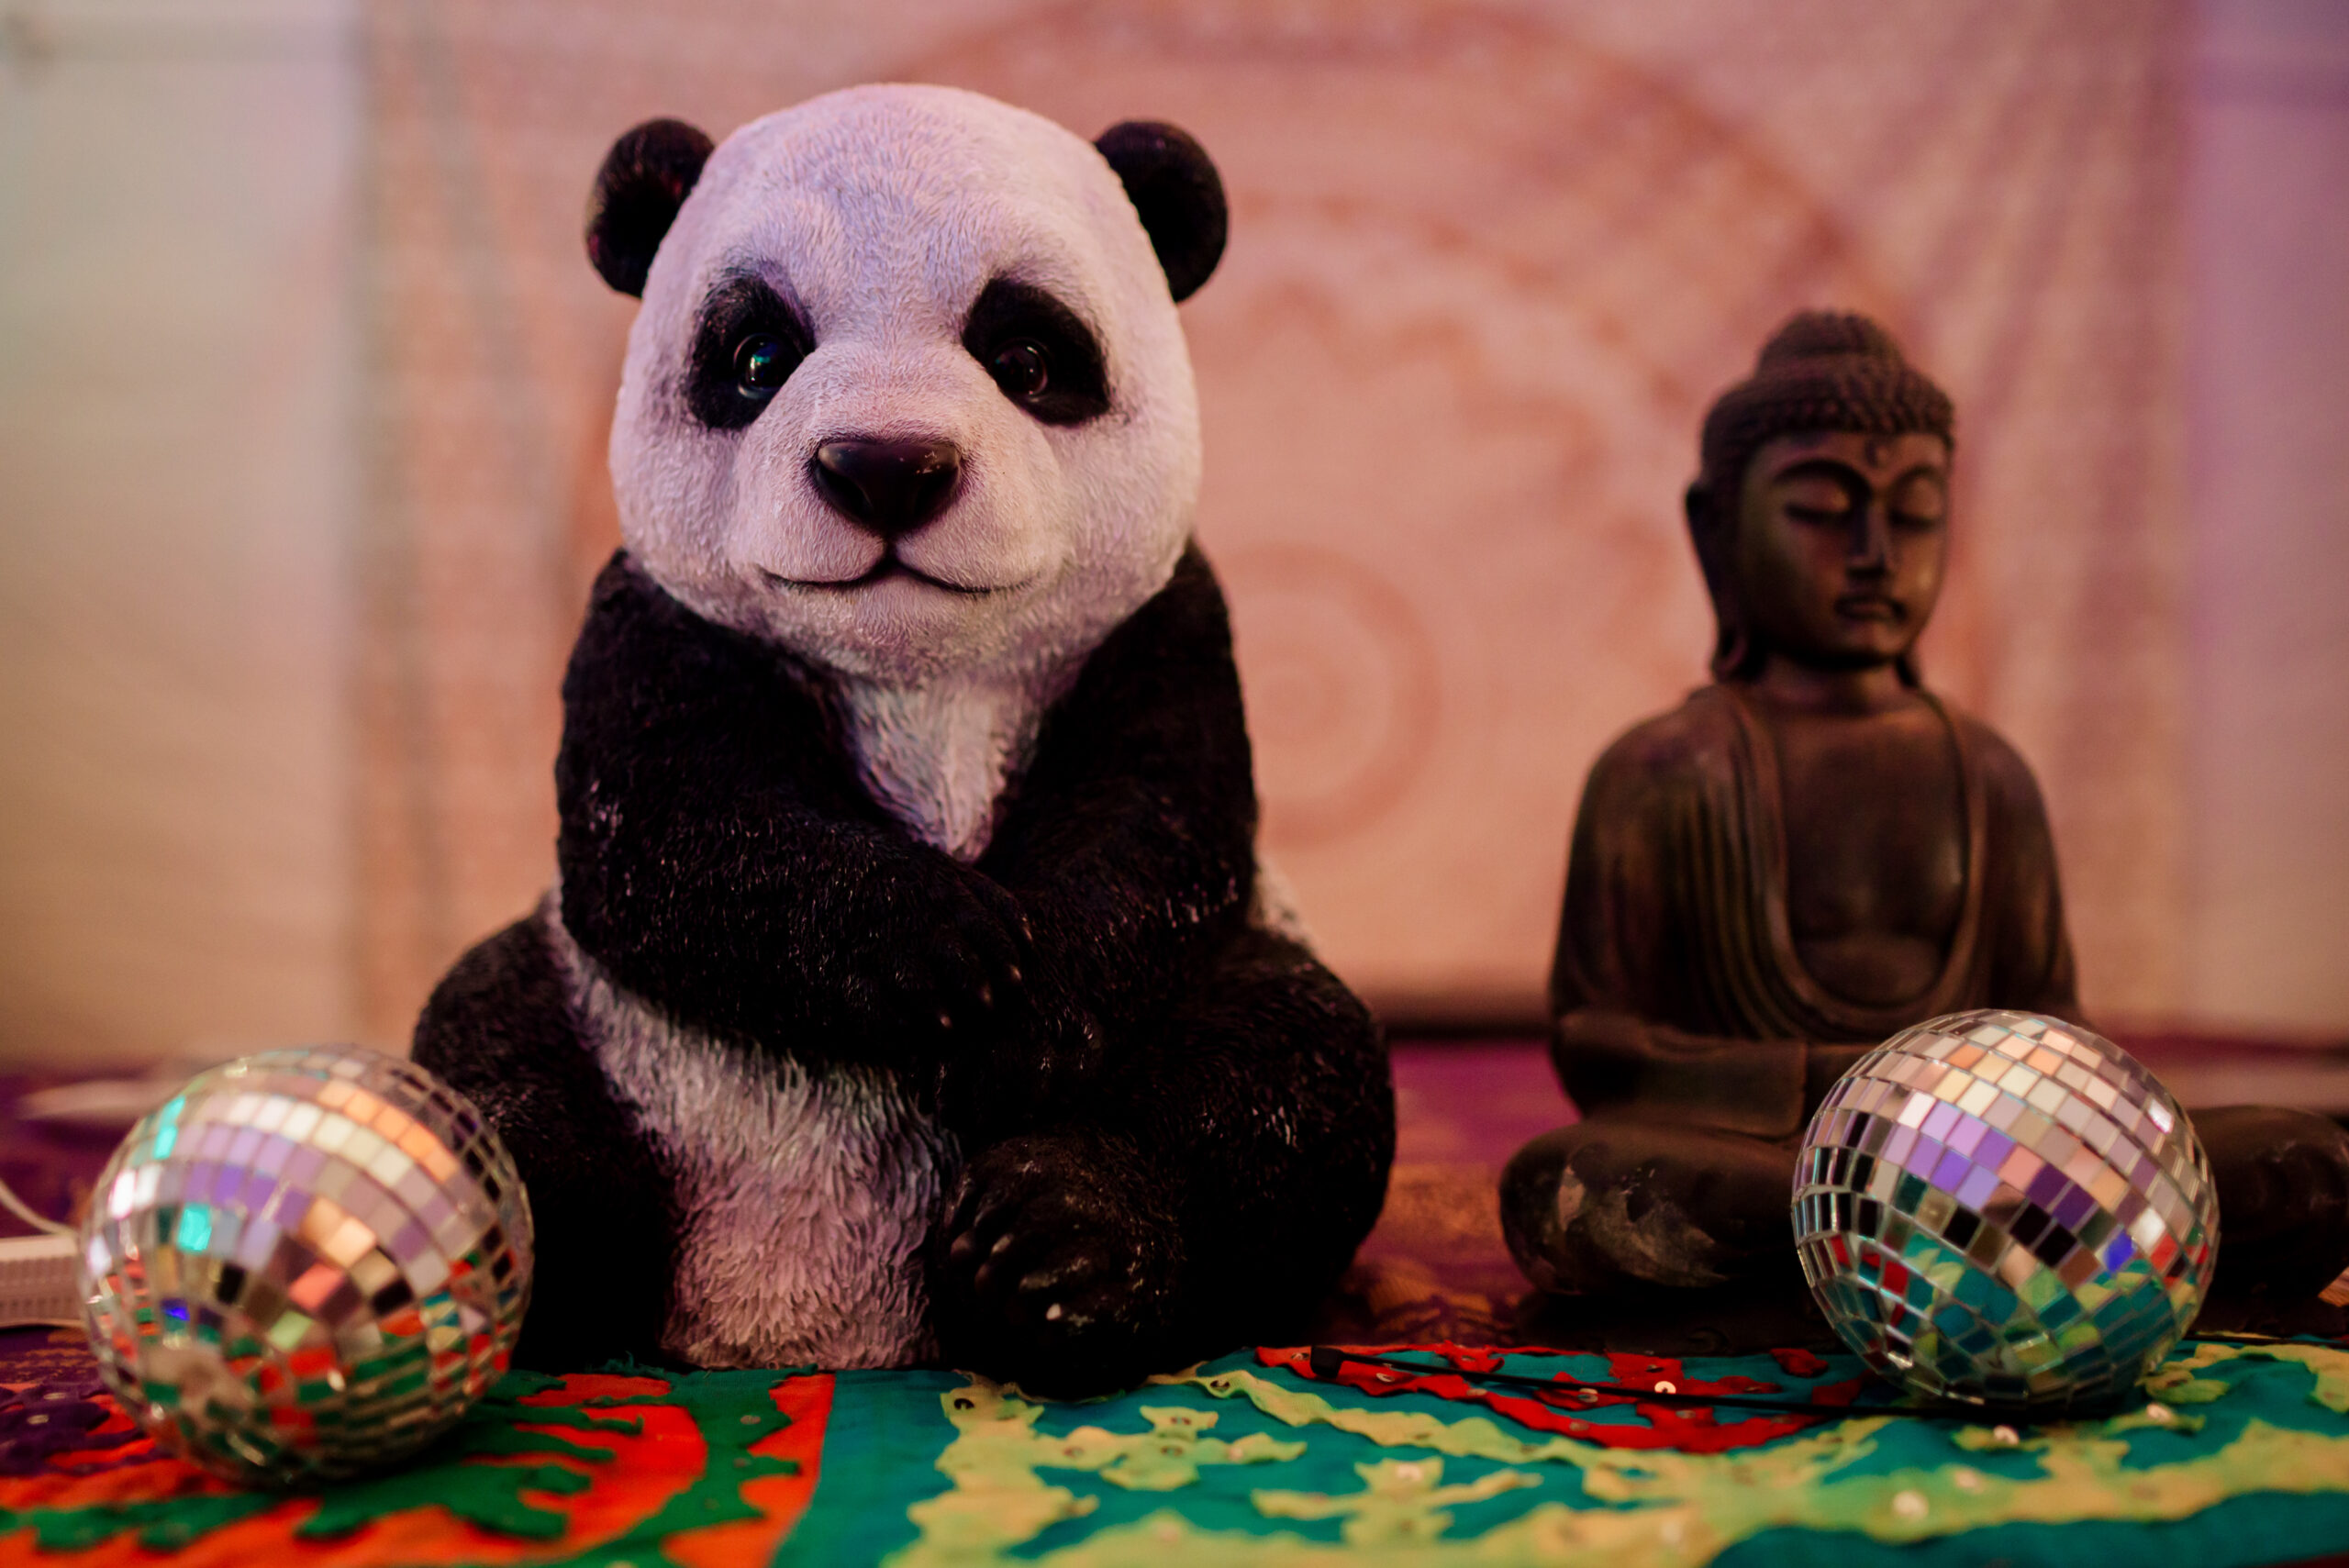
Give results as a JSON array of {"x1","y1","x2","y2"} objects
[
  {"x1": 543, "y1": 904, "x2": 959, "y2": 1369},
  {"x1": 836, "y1": 668, "x2": 1064, "y2": 862}
]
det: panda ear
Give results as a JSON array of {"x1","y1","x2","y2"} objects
[
  {"x1": 1094, "y1": 121, "x2": 1227, "y2": 303},
  {"x1": 585, "y1": 118, "x2": 716, "y2": 297}
]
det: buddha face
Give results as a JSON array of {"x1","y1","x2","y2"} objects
[{"x1": 1731, "y1": 429, "x2": 1949, "y2": 670}]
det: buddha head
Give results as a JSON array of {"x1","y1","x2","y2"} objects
[{"x1": 1686, "y1": 311, "x2": 1955, "y2": 685}]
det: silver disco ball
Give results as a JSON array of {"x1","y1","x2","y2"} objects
[
  {"x1": 1793, "y1": 1010, "x2": 2217, "y2": 1412},
  {"x1": 78, "y1": 1047, "x2": 532, "y2": 1484}
]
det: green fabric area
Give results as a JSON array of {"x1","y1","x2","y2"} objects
[
  {"x1": 16, "y1": 1492, "x2": 281, "y2": 1552},
  {"x1": 772, "y1": 1369, "x2": 969, "y2": 1568},
  {"x1": 780, "y1": 1341, "x2": 2349, "y2": 1566},
  {"x1": 2, "y1": 1365, "x2": 800, "y2": 1564}
]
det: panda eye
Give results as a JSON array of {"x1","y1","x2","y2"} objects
[
  {"x1": 987, "y1": 340, "x2": 1050, "y2": 400},
  {"x1": 685, "y1": 273, "x2": 811, "y2": 430},
  {"x1": 962, "y1": 278, "x2": 1108, "y2": 426},
  {"x1": 735, "y1": 334, "x2": 794, "y2": 393}
]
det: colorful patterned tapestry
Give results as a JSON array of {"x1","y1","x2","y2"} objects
[{"x1": 9, "y1": 1329, "x2": 2349, "y2": 1566}]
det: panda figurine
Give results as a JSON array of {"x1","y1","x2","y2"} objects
[{"x1": 412, "y1": 84, "x2": 1395, "y2": 1397}]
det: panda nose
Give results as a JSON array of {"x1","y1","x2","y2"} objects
[{"x1": 810, "y1": 439, "x2": 963, "y2": 539}]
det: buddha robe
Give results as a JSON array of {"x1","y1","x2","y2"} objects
[
  {"x1": 1551, "y1": 681, "x2": 2080, "y2": 1141},
  {"x1": 1502, "y1": 681, "x2": 2082, "y2": 1296},
  {"x1": 1514, "y1": 683, "x2": 2349, "y2": 1303}
]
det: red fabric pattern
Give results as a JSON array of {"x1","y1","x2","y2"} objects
[{"x1": 1258, "y1": 1343, "x2": 1864, "y2": 1454}]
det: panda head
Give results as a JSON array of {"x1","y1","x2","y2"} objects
[{"x1": 591, "y1": 84, "x2": 1226, "y2": 687}]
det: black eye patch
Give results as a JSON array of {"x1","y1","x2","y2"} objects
[
  {"x1": 684, "y1": 273, "x2": 813, "y2": 431},
  {"x1": 962, "y1": 278, "x2": 1111, "y2": 426}
]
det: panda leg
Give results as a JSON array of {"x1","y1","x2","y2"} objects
[
  {"x1": 412, "y1": 912, "x2": 680, "y2": 1370},
  {"x1": 931, "y1": 927, "x2": 1394, "y2": 1396}
]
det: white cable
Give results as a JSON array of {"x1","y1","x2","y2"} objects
[{"x1": 0, "y1": 1173, "x2": 74, "y2": 1239}]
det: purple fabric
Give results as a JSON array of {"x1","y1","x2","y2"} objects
[{"x1": 0, "y1": 1332, "x2": 139, "y2": 1478}]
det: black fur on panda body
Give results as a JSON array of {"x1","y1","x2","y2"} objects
[{"x1": 416, "y1": 543, "x2": 1395, "y2": 1396}]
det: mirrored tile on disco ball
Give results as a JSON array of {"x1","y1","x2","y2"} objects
[{"x1": 1794, "y1": 1010, "x2": 2216, "y2": 1413}]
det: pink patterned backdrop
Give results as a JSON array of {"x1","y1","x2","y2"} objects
[{"x1": 349, "y1": 0, "x2": 2192, "y2": 1039}]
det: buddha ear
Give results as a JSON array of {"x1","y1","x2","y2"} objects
[
  {"x1": 1683, "y1": 483, "x2": 1751, "y2": 681},
  {"x1": 1683, "y1": 483, "x2": 1729, "y2": 565},
  {"x1": 1682, "y1": 482, "x2": 1716, "y2": 533},
  {"x1": 1684, "y1": 482, "x2": 1733, "y2": 592},
  {"x1": 586, "y1": 118, "x2": 716, "y2": 297},
  {"x1": 1096, "y1": 120, "x2": 1227, "y2": 303}
]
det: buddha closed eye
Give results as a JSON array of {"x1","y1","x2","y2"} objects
[{"x1": 1766, "y1": 453, "x2": 1948, "y2": 538}]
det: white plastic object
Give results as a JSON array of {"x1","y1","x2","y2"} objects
[{"x1": 0, "y1": 1233, "x2": 81, "y2": 1327}]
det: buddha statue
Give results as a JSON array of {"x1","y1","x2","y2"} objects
[{"x1": 1502, "y1": 311, "x2": 2349, "y2": 1313}]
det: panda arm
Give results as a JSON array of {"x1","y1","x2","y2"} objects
[
  {"x1": 555, "y1": 555, "x2": 1027, "y2": 1055},
  {"x1": 979, "y1": 545, "x2": 1257, "y2": 1036}
]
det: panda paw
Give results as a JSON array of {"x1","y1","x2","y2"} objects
[
  {"x1": 934, "y1": 988, "x2": 1105, "y2": 1139},
  {"x1": 868, "y1": 873, "x2": 1035, "y2": 1053},
  {"x1": 931, "y1": 1132, "x2": 1184, "y2": 1398}
]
